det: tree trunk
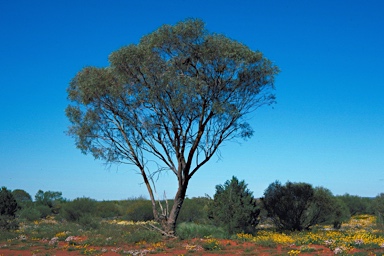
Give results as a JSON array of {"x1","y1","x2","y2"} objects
[
  {"x1": 162, "y1": 178, "x2": 189, "y2": 236},
  {"x1": 140, "y1": 167, "x2": 161, "y2": 224}
]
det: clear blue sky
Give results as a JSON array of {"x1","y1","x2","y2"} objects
[{"x1": 1, "y1": 0, "x2": 383, "y2": 200}]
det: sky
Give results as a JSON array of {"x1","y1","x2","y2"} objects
[{"x1": 1, "y1": 0, "x2": 383, "y2": 201}]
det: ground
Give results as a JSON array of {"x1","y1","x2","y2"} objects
[
  {"x1": 1, "y1": 215, "x2": 384, "y2": 255},
  {"x1": 1, "y1": 237, "x2": 383, "y2": 255}
]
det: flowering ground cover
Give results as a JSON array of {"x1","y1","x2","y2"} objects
[{"x1": 0, "y1": 215, "x2": 383, "y2": 255}]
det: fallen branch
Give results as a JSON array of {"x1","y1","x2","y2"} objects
[{"x1": 142, "y1": 222, "x2": 177, "y2": 239}]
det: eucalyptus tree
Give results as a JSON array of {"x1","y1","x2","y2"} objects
[{"x1": 66, "y1": 19, "x2": 278, "y2": 235}]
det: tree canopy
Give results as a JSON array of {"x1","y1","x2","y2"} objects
[
  {"x1": 35, "y1": 190, "x2": 64, "y2": 214},
  {"x1": 66, "y1": 19, "x2": 278, "y2": 234},
  {"x1": 12, "y1": 189, "x2": 32, "y2": 204}
]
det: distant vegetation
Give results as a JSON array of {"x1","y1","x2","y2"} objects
[{"x1": 1, "y1": 179, "x2": 383, "y2": 234}]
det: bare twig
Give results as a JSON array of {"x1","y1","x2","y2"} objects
[{"x1": 142, "y1": 222, "x2": 177, "y2": 238}]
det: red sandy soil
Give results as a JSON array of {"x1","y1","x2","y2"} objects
[{"x1": 1, "y1": 237, "x2": 383, "y2": 255}]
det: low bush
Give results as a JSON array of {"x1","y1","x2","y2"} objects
[
  {"x1": 124, "y1": 226, "x2": 162, "y2": 244},
  {"x1": 18, "y1": 206, "x2": 41, "y2": 221},
  {"x1": 78, "y1": 214, "x2": 100, "y2": 229},
  {"x1": 373, "y1": 193, "x2": 384, "y2": 227},
  {"x1": 35, "y1": 204, "x2": 54, "y2": 218},
  {"x1": 176, "y1": 222, "x2": 227, "y2": 239},
  {"x1": 177, "y1": 197, "x2": 211, "y2": 224},
  {"x1": 262, "y1": 181, "x2": 348, "y2": 231},
  {"x1": 61, "y1": 197, "x2": 97, "y2": 222},
  {"x1": 96, "y1": 200, "x2": 122, "y2": 218},
  {"x1": 123, "y1": 199, "x2": 154, "y2": 221},
  {"x1": 337, "y1": 194, "x2": 374, "y2": 216},
  {"x1": 201, "y1": 237, "x2": 222, "y2": 251},
  {"x1": 0, "y1": 215, "x2": 19, "y2": 230}
]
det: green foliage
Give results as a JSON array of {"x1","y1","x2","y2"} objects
[
  {"x1": 208, "y1": 176, "x2": 260, "y2": 235},
  {"x1": 330, "y1": 197, "x2": 351, "y2": 229},
  {"x1": 0, "y1": 187, "x2": 20, "y2": 230},
  {"x1": 262, "y1": 181, "x2": 346, "y2": 231},
  {"x1": 12, "y1": 189, "x2": 32, "y2": 206},
  {"x1": 177, "y1": 196, "x2": 211, "y2": 224},
  {"x1": 77, "y1": 214, "x2": 100, "y2": 229},
  {"x1": 0, "y1": 187, "x2": 19, "y2": 217},
  {"x1": 21, "y1": 220, "x2": 82, "y2": 241},
  {"x1": 122, "y1": 199, "x2": 154, "y2": 221},
  {"x1": 83, "y1": 221, "x2": 162, "y2": 246},
  {"x1": 262, "y1": 181, "x2": 313, "y2": 231},
  {"x1": 66, "y1": 18, "x2": 278, "y2": 164},
  {"x1": 35, "y1": 204, "x2": 52, "y2": 218},
  {"x1": 337, "y1": 194, "x2": 374, "y2": 216},
  {"x1": 1, "y1": 212, "x2": 383, "y2": 254},
  {"x1": 201, "y1": 237, "x2": 222, "y2": 251},
  {"x1": 176, "y1": 222, "x2": 227, "y2": 239},
  {"x1": 66, "y1": 18, "x2": 278, "y2": 234},
  {"x1": 62, "y1": 197, "x2": 97, "y2": 222},
  {"x1": 372, "y1": 193, "x2": 384, "y2": 225},
  {"x1": 35, "y1": 190, "x2": 64, "y2": 214},
  {"x1": 309, "y1": 187, "x2": 350, "y2": 229},
  {"x1": 96, "y1": 200, "x2": 122, "y2": 218},
  {"x1": 123, "y1": 226, "x2": 163, "y2": 244},
  {"x1": 18, "y1": 206, "x2": 41, "y2": 221},
  {"x1": 0, "y1": 215, "x2": 19, "y2": 230}
]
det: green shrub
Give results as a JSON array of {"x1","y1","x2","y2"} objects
[
  {"x1": 262, "y1": 181, "x2": 347, "y2": 231},
  {"x1": 337, "y1": 194, "x2": 374, "y2": 216},
  {"x1": 201, "y1": 237, "x2": 222, "y2": 251},
  {"x1": 35, "y1": 190, "x2": 64, "y2": 214},
  {"x1": 263, "y1": 181, "x2": 314, "y2": 231},
  {"x1": 0, "y1": 215, "x2": 19, "y2": 230},
  {"x1": 35, "y1": 204, "x2": 52, "y2": 218},
  {"x1": 124, "y1": 227, "x2": 162, "y2": 244},
  {"x1": 123, "y1": 199, "x2": 154, "y2": 221},
  {"x1": 177, "y1": 197, "x2": 211, "y2": 224},
  {"x1": 96, "y1": 200, "x2": 122, "y2": 218},
  {"x1": 208, "y1": 176, "x2": 260, "y2": 235},
  {"x1": 18, "y1": 206, "x2": 41, "y2": 221},
  {"x1": 0, "y1": 187, "x2": 20, "y2": 230},
  {"x1": 62, "y1": 197, "x2": 97, "y2": 221},
  {"x1": 176, "y1": 222, "x2": 227, "y2": 239},
  {"x1": 372, "y1": 193, "x2": 384, "y2": 226},
  {"x1": 310, "y1": 187, "x2": 350, "y2": 228},
  {"x1": 330, "y1": 197, "x2": 350, "y2": 229},
  {"x1": 12, "y1": 189, "x2": 32, "y2": 208},
  {"x1": 78, "y1": 214, "x2": 100, "y2": 229}
]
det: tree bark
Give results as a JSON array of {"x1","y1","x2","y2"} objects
[
  {"x1": 162, "y1": 178, "x2": 189, "y2": 236},
  {"x1": 140, "y1": 167, "x2": 160, "y2": 223}
]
